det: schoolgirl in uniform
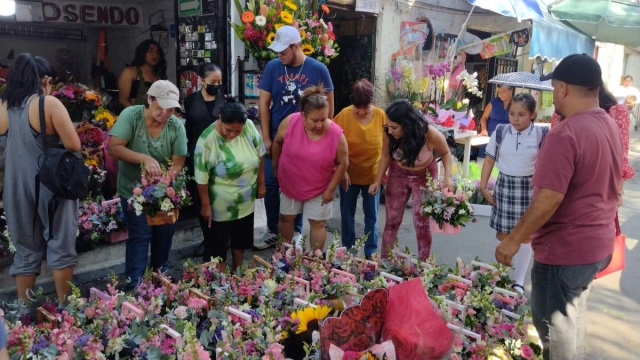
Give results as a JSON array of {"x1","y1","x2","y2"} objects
[{"x1": 480, "y1": 93, "x2": 548, "y2": 293}]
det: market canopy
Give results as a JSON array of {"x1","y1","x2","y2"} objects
[
  {"x1": 548, "y1": 0, "x2": 640, "y2": 48},
  {"x1": 466, "y1": 0, "x2": 546, "y2": 21},
  {"x1": 530, "y1": 11, "x2": 596, "y2": 61}
]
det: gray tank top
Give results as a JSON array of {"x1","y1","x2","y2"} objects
[{"x1": 1, "y1": 95, "x2": 60, "y2": 204}]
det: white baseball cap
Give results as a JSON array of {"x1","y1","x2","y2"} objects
[
  {"x1": 268, "y1": 25, "x2": 301, "y2": 53},
  {"x1": 147, "y1": 80, "x2": 182, "y2": 110}
]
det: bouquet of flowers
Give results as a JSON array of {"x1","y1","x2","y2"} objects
[
  {"x1": 0, "y1": 212, "x2": 14, "y2": 257},
  {"x1": 101, "y1": 198, "x2": 126, "y2": 233},
  {"x1": 128, "y1": 163, "x2": 192, "y2": 219},
  {"x1": 421, "y1": 172, "x2": 476, "y2": 229},
  {"x1": 386, "y1": 58, "x2": 431, "y2": 102},
  {"x1": 91, "y1": 106, "x2": 118, "y2": 131},
  {"x1": 51, "y1": 83, "x2": 101, "y2": 122},
  {"x1": 231, "y1": 0, "x2": 339, "y2": 65},
  {"x1": 77, "y1": 198, "x2": 108, "y2": 248},
  {"x1": 76, "y1": 121, "x2": 105, "y2": 149}
]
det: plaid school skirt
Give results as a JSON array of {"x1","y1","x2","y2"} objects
[{"x1": 490, "y1": 173, "x2": 533, "y2": 233}]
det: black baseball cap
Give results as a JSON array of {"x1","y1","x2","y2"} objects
[{"x1": 540, "y1": 53, "x2": 602, "y2": 88}]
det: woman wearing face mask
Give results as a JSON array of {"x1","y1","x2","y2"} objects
[
  {"x1": 0, "y1": 53, "x2": 81, "y2": 305},
  {"x1": 184, "y1": 63, "x2": 224, "y2": 256},
  {"x1": 108, "y1": 80, "x2": 188, "y2": 291}
]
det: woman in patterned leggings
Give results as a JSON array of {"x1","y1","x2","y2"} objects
[{"x1": 369, "y1": 100, "x2": 454, "y2": 260}]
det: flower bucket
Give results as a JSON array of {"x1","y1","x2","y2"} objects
[
  {"x1": 146, "y1": 209, "x2": 179, "y2": 226},
  {"x1": 105, "y1": 230, "x2": 128, "y2": 243},
  {"x1": 431, "y1": 220, "x2": 461, "y2": 235}
]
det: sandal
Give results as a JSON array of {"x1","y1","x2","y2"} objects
[{"x1": 511, "y1": 284, "x2": 525, "y2": 294}]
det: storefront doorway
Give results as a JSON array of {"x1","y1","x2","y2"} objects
[{"x1": 326, "y1": 9, "x2": 377, "y2": 114}]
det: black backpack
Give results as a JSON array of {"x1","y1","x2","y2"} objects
[{"x1": 35, "y1": 95, "x2": 90, "y2": 240}]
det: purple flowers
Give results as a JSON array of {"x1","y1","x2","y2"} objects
[{"x1": 427, "y1": 62, "x2": 451, "y2": 78}]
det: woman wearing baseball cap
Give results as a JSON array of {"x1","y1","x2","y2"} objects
[{"x1": 108, "y1": 80, "x2": 188, "y2": 291}]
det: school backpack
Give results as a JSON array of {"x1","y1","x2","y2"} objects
[
  {"x1": 35, "y1": 95, "x2": 90, "y2": 240},
  {"x1": 493, "y1": 123, "x2": 549, "y2": 163}
]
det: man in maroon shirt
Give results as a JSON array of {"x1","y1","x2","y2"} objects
[{"x1": 495, "y1": 54, "x2": 622, "y2": 360}]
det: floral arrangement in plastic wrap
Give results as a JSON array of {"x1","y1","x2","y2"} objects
[
  {"x1": 424, "y1": 70, "x2": 483, "y2": 131},
  {"x1": 421, "y1": 172, "x2": 477, "y2": 229},
  {"x1": 231, "y1": 0, "x2": 339, "y2": 65},
  {"x1": 128, "y1": 163, "x2": 192, "y2": 217},
  {"x1": 386, "y1": 59, "x2": 431, "y2": 102}
]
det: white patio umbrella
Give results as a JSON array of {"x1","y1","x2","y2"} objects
[{"x1": 489, "y1": 72, "x2": 554, "y2": 91}]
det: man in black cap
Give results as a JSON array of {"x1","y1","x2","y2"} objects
[{"x1": 495, "y1": 54, "x2": 623, "y2": 359}]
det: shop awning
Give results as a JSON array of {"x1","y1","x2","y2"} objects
[{"x1": 530, "y1": 12, "x2": 595, "y2": 61}]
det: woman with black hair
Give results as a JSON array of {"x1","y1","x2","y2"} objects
[
  {"x1": 193, "y1": 97, "x2": 266, "y2": 271},
  {"x1": 369, "y1": 100, "x2": 454, "y2": 260},
  {"x1": 118, "y1": 39, "x2": 167, "y2": 108},
  {"x1": 0, "y1": 53, "x2": 81, "y2": 304},
  {"x1": 184, "y1": 63, "x2": 224, "y2": 256}
]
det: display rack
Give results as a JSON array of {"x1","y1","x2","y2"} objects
[{"x1": 0, "y1": 22, "x2": 86, "y2": 41}]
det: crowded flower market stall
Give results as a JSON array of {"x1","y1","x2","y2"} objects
[{"x1": 3, "y1": 0, "x2": 622, "y2": 358}]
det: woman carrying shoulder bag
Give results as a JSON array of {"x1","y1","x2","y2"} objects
[{"x1": 0, "y1": 53, "x2": 81, "y2": 305}]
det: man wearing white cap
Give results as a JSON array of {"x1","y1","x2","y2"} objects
[
  {"x1": 255, "y1": 25, "x2": 334, "y2": 250},
  {"x1": 109, "y1": 80, "x2": 188, "y2": 291}
]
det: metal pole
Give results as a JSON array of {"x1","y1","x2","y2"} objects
[{"x1": 448, "y1": 5, "x2": 475, "y2": 63}]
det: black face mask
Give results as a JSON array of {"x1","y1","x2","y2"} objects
[{"x1": 205, "y1": 84, "x2": 221, "y2": 96}]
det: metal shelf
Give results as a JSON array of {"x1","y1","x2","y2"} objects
[{"x1": 0, "y1": 23, "x2": 86, "y2": 41}]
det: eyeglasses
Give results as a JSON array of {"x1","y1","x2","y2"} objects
[
  {"x1": 302, "y1": 94, "x2": 327, "y2": 108},
  {"x1": 276, "y1": 45, "x2": 293, "y2": 56}
]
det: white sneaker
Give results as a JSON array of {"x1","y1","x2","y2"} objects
[
  {"x1": 254, "y1": 232, "x2": 278, "y2": 250},
  {"x1": 293, "y1": 232, "x2": 304, "y2": 252}
]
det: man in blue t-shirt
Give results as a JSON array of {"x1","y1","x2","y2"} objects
[{"x1": 255, "y1": 25, "x2": 334, "y2": 250}]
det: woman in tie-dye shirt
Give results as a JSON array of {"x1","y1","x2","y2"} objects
[{"x1": 194, "y1": 98, "x2": 266, "y2": 271}]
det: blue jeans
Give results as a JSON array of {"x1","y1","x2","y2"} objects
[
  {"x1": 120, "y1": 197, "x2": 176, "y2": 290},
  {"x1": 339, "y1": 185, "x2": 379, "y2": 257},
  {"x1": 530, "y1": 255, "x2": 611, "y2": 360},
  {"x1": 263, "y1": 155, "x2": 302, "y2": 234}
]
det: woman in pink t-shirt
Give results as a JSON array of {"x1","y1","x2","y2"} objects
[{"x1": 272, "y1": 85, "x2": 349, "y2": 252}]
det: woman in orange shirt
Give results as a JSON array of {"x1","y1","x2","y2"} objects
[{"x1": 333, "y1": 80, "x2": 386, "y2": 259}]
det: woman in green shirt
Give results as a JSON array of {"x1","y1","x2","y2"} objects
[
  {"x1": 194, "y1": 98, "x2": 266, "y2": 271},
  {"x1": 108, "y1": 80, "x2": 188, "y2": 291}
]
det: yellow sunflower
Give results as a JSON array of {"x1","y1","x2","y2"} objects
[
  {"x1": 284, "y1": 1, "x2": 298, "y2": 11},
  {"x1": 280, "y1": 10, "x2": 293, "y2": 24},
  {"x1": 291, "y1": 305, "x2": 332, "y2": 334},
  {"x1": 299, "y1": 29, "x2": 306, "y2": 39},
  {"x1": 266, "y1": 32, "x2": 276, "y2": 44},
  {"x1": 274, "y1": 23, "x2": 284, "y2": 31},
  {"x1": 301, "y1": 44, "x2": 314, "y2": 55}
]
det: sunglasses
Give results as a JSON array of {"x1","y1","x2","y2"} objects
[{"x1": 275, "y1": 45, "x2": 293, "y2": 56}]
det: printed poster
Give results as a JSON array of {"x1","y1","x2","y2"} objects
[{"x1": 479, "y1": 34, "x2": 511, "y2": 59}]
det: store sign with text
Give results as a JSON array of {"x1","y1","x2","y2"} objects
[{"x1": 42, "y1": 1, "x2": 143, "y2": 28}]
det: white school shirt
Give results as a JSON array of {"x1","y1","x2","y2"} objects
[{"x1": 484, "y1": 123, "x2": 540, "y2": 176}]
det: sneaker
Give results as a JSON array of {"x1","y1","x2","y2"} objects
[
  {"x1": 254, "y1": 232, "x2": 278, "y2": 250},
  {"x1": 292, "y1": 232, "x2": 304, "y2": 252},
  {"x1": 512, "y1": 284, "x2": 525, "y2": 294}
]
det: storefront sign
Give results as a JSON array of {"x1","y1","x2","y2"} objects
[
  {"x1": 42, "y1": 2, "x2": 143, "y2": 28},
  {"x1": 179, "y1": 0, "x2": 202, "y2": 17},
  {"x1": 355, "y1": 0, "x2": 381, "y2": 14},
  {"x1": 479, "y1": 34, "x2": 512, "y2": 59}
]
